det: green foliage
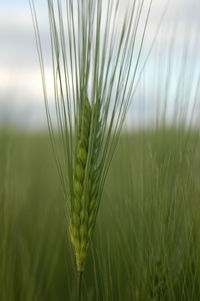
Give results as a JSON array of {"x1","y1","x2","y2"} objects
[{"x1": 0, "y1": 127, "x2": 200, "y2": 300}]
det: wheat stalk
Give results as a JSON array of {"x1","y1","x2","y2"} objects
[{"x1": 30, "y1": 0, "x2": 152, "y2": 291}]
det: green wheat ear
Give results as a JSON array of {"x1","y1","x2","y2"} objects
[
  {"x1": 70, "y1": 98, "x2": 100, "y2": 271},
  {"x1": 70, "y1": 97, "x2": 91, "y2": 272},
  {"x1": 30, "y1": 0, "x2": 152, "y2": 276}
]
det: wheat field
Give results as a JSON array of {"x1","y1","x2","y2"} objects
[{"x1": 0, "y1": 126, "x2": 200, "y2": 300}]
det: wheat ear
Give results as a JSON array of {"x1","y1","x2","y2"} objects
[
  {"x1": 30, "y1": 0, "x2": 152, "y2": 278},
  {"x1": 70, "y1": 98, "x2": 100, "y2": 271}
]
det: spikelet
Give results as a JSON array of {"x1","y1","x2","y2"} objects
[{"x1": 70, "y1": 98, "x2": 101, "y2": 272}]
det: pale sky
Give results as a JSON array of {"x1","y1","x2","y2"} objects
[{"x1": 0, "y1": 0, "x2": 200, "y2": 128}]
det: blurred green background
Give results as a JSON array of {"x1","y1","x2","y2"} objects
[{"x1": 0, "y1": 126, "x2": 200, "y2": 300}]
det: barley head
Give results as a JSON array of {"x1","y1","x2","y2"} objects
[{"x1": 30, "y1": 0, "x2": 152, "y2": 272}]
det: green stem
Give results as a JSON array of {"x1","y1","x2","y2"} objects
[{"x1": 78, "y1": 271, "x2": 83, "y2": 301}]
